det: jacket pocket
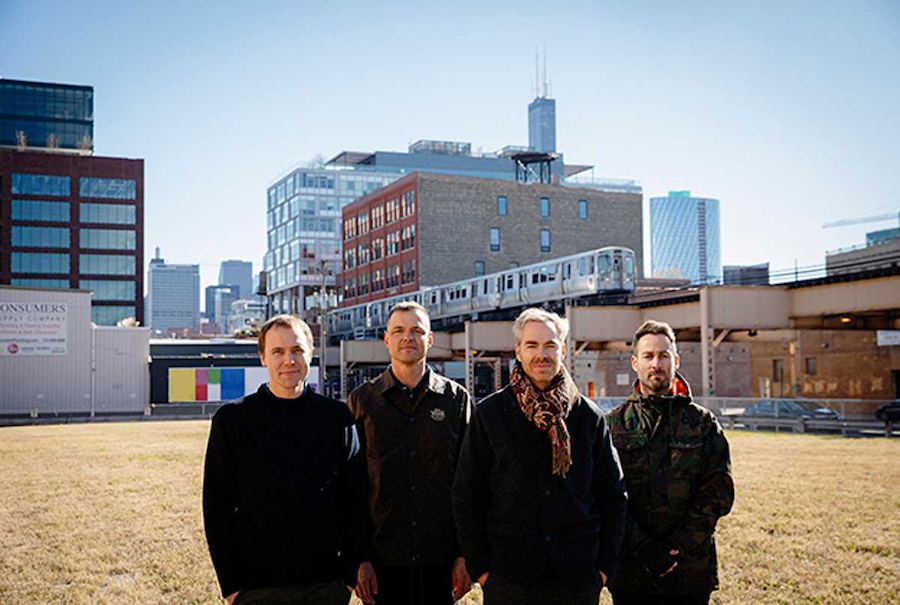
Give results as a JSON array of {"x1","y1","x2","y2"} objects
[{"x1": 669, "y1": 436, "x2": 703, "y2": 476}]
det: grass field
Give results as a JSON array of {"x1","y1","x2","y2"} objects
[{"x1": 0, "y1": 422, "x2": 898, "y2": 604}]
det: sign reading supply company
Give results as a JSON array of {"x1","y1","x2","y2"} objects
[{"x1": 0, "y1": 301, "x2": 68, "y2": 356}]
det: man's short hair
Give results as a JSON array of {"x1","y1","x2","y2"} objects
[
  {"x1": 513, "y1": 308, "x2": 569, "y2": 343},
  {"x1": 386, "y1": 301, "x2": 430, "y2": 329},
  {"x1": 632, "y1": 319, "x2": 677, "y2": 354},
  {"x1": 258, "y1": 314, "x2": 314, "y2": 356}
]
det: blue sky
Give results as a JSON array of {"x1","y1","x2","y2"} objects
[{"x1": 2, "y1": 0, "x2": 898, "y2": 294}]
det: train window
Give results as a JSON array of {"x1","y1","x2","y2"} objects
[
  {"x1": 598, "y1": 254, "x2": 611, "y2": 274},
  {"x1": 547, "y1": 265, "x2": 558, "y2": 281},
  {"x1": 519, "y1": 274, "x2": 526, "y2": 288},
  {"x1": 564, "y1": 263, "x2": 572, "y2": 279},
  {"x1": 624, "y1": 255, "x2": 634, "y2": 274},
  {"x1": 473, "y1": 282, "x2": 479, "y2": 296},
  {"x1": 532, "y1": 272, "x2": 539, "y2": 285},
  {"x1": 507, "y1": 275, "x2": 514, "y2": 289}
]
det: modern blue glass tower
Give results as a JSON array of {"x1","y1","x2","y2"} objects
[
  {"x1": 528, "y1": 97, "x2": 556, "y2": 153},
  {"x1": 0, "y1": 78, "x2": 94, "y2": 153},
  {"x1": 651, "y1": 191, "x2": 721, "y2": 284}
]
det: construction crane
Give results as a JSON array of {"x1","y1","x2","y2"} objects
[{"x1": 822, "y1": 211, "x2": 900, "y2": 229}]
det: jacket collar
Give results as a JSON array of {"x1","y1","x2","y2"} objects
[
  {"x1": 629, "y1": 372, "x2": 692, "y2": 401},
  {"x1": 376, "y1": 365, "x2": 446, "y2": 396}
]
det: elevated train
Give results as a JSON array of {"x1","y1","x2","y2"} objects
[{"x1": 328, "y1": 246, "x2": 635, "y2": 339}]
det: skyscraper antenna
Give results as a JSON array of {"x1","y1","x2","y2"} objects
[
  {"x1": 542, "y1": 43, "x2": 548, "y2": 98},
  {"x1": 534, "y1": 47, "x2": 539, "y2": 98}
]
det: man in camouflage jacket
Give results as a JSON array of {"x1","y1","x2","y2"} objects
[{"x1": 607, "y1": 320, "x2": 734, "y2": 604}]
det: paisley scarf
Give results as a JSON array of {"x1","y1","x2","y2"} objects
[{"x1": 509, "y1": 361, "x2": 580, "y2": 477}]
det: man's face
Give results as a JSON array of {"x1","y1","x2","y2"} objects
[
  {"x1": 631, "y1": 333, "x2": 680, "y2": 396},
  {"x1": 384, "y1": 309, "x2": 433, "y2": 365},
  {"x1": 515, "y1": 320, "x2": 566, "y2": 390},
  {"x1": 260, "y1": 325, "x2": 312, "y2": 398}
]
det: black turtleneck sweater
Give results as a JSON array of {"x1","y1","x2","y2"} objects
[{"x1": 202, "y1": 384, "x2": 366, "y2": 598}]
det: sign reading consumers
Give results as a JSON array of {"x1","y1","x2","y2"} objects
[{"x1": 0, "y1": 301, "x2": 68, "y2": 356}]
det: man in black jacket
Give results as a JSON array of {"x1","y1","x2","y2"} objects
[
  {"x1": 348, "y1": 301, "x2": 472, "y2": 605},
  {"x1": 453, "y1": 308, "x2": 628, "y2": 605},
  {"x1": 203, "y1": 315, "x2": 365, "y2": 605}
]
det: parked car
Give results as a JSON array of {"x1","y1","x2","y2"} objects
[
  {"x1": 743, "y1": 399, "x2": 841, "y2": 420},
  {"x1": 875, "y1": 402, "x2": 900, "y2": 422}
]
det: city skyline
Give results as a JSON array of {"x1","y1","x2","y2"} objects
[{"x1": 2, "y1": 1, "x2": 898, "y2": 295}]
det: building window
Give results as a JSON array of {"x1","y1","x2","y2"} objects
[
  {"x1": 11, "y1": 226, "x2": 70, "y2": 248},
  {"x1": 372, "y1": 237, "x2": 384, "y2": 261},
  {"x1": 80, "y1": 229, "x2": 136, "y2": 250},
  {"x1": 91, "y1": 306, "x2": 136, "y2": 326},
  {"x1": 401, "y1": 190, "x2": 416, "y2": 217},
  {"x1": 805, "y1": 357, "x2": 817, "y2": 375},
  {"x1": 540, "y1": 229, "x2": 551, "y2": 252},
  {"x1": 509, "y1": 261, "x2": 519, "y2": 269},
  {"x1": 402, "y1": 260, "x2": 416, "y2": 284},
  {"x1": 540, "y1": 197, "x2": 550, "y2": 217},
  {"x1": 11, "y1": 173, "x2": 70, "y2": 197},
  {"x1": 79, "y1": 177, "x2": 136, "y2": 200},
  {"x1": 11, "y1": 252, "x2": 70, "y2": 274},
  {"x1": 11, "y1": 278, "x2": 70, "y2": 289},
  {"x1": 490, "y1": 228, "x2": 500, "y2": 251},
  {"x1": 80, "y1": 202, "x2": 136, "y2": 225},
  {"x1": 773, "y1": 359, "x2": 784, "y2": 383},
  {"x1": 497, "y1": 196, "x2": 508, "y2": 216},
  {"x1": 358, "y1": 273, "x2": 369, "y2": 296},
  {"x1": 12, "y1": 199, "x2": 70, "y2": 222},
  {"x1": 475, "y1": 261, "x2": 485, "y2": 276},
  {"x1": 387, "y1": 264, "x2": 401, "y2": 288},
  {"x1": 358, "y1": 243, "x2": 370, "y2": 266},
  {"x1": 578, "y1": 199, "x2": 588, "y2": 220},
  {"x1": 79, "y1": 280, "x2": 136, "y2": 301},
  {"x1": 386, "y1": 198, "x2": 400, "y2": 223},
  {"x1": 357, "y1": 212, "x2": 370, "y2": 236},
  {"x1": 387, "y1": 231, "x2": 400, "y2": 256},
  {"x1": 80, "y1": 254, "x2": 135, "y2": 276},
  {"x1": 372, "y1": 269, "x2": 384, "y2": 292},
  {"x1": 344, "y1": 248, "x2": 356, "y2": 270},
  {"x1": 401, "y1": 224, "x2": 416, "y2": 251}
]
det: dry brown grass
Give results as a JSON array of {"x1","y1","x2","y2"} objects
[{"x1": 0, "y1": 423, "x2": 897, "y2": 604}]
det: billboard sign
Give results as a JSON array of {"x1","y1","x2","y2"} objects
[{"x1": 0, "y1": 301, "x2": 67, "y2": 356}]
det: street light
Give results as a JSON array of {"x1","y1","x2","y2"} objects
[{"x1": 314, "y1": 259, "x2": 333, "y2": 396}]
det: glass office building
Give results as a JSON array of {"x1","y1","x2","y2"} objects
[
  {"x1": 1, "y1": 78, "x2": 94, "y2": 153},
  {"x1": 265, "y1": 167, "x2": 401, "y2": 315},
  {"x1": 147, "y1": 254, "x2": 200, "y2": 334},
  {"x1": 1, "y1": 149, "x2": 144, "y2": 325},
  {"x1": 651, "y1": 191, "x2": 721, "y2": 284},
  {"x1": 528, "y1": 97, "x2": 556, "y2": 153}
]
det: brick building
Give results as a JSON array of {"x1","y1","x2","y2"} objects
[
  {"x1": 0, "y1": 149, "x2": 144, "y2": 325},
  {"x1": 339, "y1": 172, "x2": 643, "y2": 306}
]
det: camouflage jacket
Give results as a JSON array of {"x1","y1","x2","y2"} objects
[{"x1": 606, "y1": 374, "x2": 734, "y2": 594}]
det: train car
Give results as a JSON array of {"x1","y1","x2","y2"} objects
[{"x1": 327, "y1": 246, "x2": 636, "y2": 339}]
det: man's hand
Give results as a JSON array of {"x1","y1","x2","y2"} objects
[
  {"x1": 637, "y1": 540, "x2": 681, "y2": 578},
  {"x1": 451, "y1": 556, "x2": 472, "y2": 600},
  {"x1": 477, "y1": 571, "x2": 489, "y2": 587},
  {"x1": 225, "y1": 592, "x2": 238, "y2": 605},
  {"x1": 355, "y1": 561, "x2": 378, "y2": 604},
  {"x1": 660, "y1": 549, "x2": 680, "y2": 577}
]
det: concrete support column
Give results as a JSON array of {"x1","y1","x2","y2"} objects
[
  {"x1": 564, "y1": 303, "x2": 576, "y2": 376},
  {"x1": 339, "y1": 340, "x2": 347, "y2": 400},
  {"x1": 700, "y1": 286, "x2": 715, "y2": 396},
  {"x1": 465, "y1": 321, "x2": 474, "y2": 396}
]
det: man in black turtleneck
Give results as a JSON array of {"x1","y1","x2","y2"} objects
[
  {"x1": 203, "y1": 315, "x2": 365, "y2": 605},
  {"x1": 606, "y1": 320, "x2": 734, "y2": 605}
]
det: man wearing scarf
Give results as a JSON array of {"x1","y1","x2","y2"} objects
[
  {"x1": 607, "y1": 320, "x2": 734, "y2": 605},
  {"x1": 453, "y1": 308, "x2": 627, "y2": 605}
]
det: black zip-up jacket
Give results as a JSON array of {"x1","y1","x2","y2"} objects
[
  {"x1": 452, "y1": 385, "x2": 628, "y2": 588},
  {"x1": 347, "y1": 368, "x2": 472, "y2": 567},
  {"x1": 202, "y1": 384, "x2": 366, "y2": 598}
]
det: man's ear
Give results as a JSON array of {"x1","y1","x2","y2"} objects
[{"x1": 631, "y1": 354, "x2": 638, "y2": 373}]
